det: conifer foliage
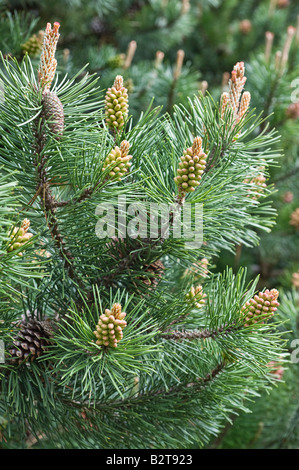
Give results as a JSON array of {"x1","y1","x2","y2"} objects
[{"x1": 0, "y1": 20, "x2": 287, "y2": 449}]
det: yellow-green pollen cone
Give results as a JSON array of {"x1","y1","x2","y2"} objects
[
  {"x1": 174, "y1": 136, "x2": 207, "y2": 197},
  {"x1": 93, "y1": 303, "x2": 127, "y2": 348},
  {"x1": 105, "y1": 75, "x2": 129, "y2": 131},
  {"x1": 8, "y1": 218, "x2": 33, "y2": 255},
  {"x1": 102, "y1": 140, "x2": 132, "y2": 181}
]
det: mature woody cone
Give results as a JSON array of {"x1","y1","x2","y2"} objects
[
  {"x1": 42, "y1": 91, "x2": 64, "y2": 137},
  {"x1": 9, "y1": 318, "x2": 54, "y2": 364},
  {"x1": 140, "y1": 259, "x2": 165, "y2": 289}
]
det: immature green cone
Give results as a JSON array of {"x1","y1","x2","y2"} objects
[
  {"x1": 105, "y1": 75, "x2": 129, "y2": 131},
  {"x1": 42, "y1": 91, "x2": 64, "y2": 137},
  {"x1": 174, "y1": 136, "x2": 207, "y2": 196},
  {"x1": 7, "y1": 218, "x2": 33, "y2": 255},
  {"x1": 241, "y1": 288, "x2": 280, "y2": 326},
  {"x1": 93, "y1": 303, "x2": 127, "y2": 348},
  {"x1": 21, "y1": 31, "x2": 44, "y2": 58},
  {"x1": 102, "y1": 140, "x2": 132, "y2": 181},
  {"x1": 107, "y1": 53, "x2": 126, "y2": 69},
  {"x1": 185, "y1": 284, "x2": 206, "y2": 309}
]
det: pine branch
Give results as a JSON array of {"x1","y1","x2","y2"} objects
[
  {"x1": 162, "y1": 322, "x2": 238, "y2": 341},
  {"x1": 33, "y1": 115, "x2": 78, "y2": 283}
]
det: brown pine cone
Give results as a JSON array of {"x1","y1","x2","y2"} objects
[
  {"x1": 8, "y1": 318, "x2": 54, "y2": 364},
  {"x1": 42, "y1": 91, "x2": 64, "y2": 137}
]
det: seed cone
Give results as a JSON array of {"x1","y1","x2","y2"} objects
[
  {"x1": 42, "y1": 91, "x2": 64, "y2": 137},
  {"x1": 105, "y1": 75, "x2": 129, "y2": 131},
  {"x1": 241, "y1": 288, "x2": 280, "y2": 326},
  {"x1": 93, "y1": 303, "x2": 127, "y2": 348},
  {"x1": 8, "y1": 318, "x2": 54, "y2": 364}
]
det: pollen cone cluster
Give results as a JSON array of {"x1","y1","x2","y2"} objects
[
  {"x1": 22, "y1": 31, "x2": 44, "y2": 58},
  {"x1": 185, "y1": 284, "x2": 206, "y2": 309},
  {"x1": 8, "y1": 218, "x2": 33, "y2": 255},
  {"x1": 42, "y1": 91, "x2": 64, "y2": 137},
  {"x1": 105, "y1": 75, "x2": 129, "y2": 131},
  {"x1": 241, "y1": 289, "x2": 279, "y2": 326},
  {"x1": 220, "y1": 61, "x2": 251, "y2": 125},
  {"x1": 102, "y1": 141, "x2": 132, "y2": 181},
  {"x1": 174, "y1": 136, "x2": 206, "y2": 196},
  {"x1": 93, "y1": 303, "x2": 127, "y2": 348},
  {"x1": 244, "y1": 173, "x2": 267, "y2": 200}
]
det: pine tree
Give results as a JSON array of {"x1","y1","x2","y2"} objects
[{"x1": 0, "y1": 20, "x2": 289, "y2": 449}]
